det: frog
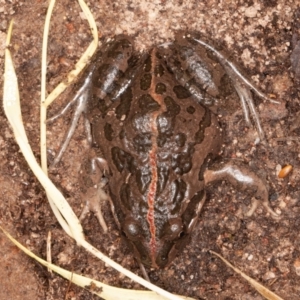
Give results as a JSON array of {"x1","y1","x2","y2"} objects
[{"x1": 50, "y1": 32, "x2": 279, "y2": 269}]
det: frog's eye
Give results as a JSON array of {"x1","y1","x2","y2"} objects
[
  {"x1": 170, "y1": 222, "x2": 182, "y2": 235},
  {"x1": 163, "y1": 218, "x2": 183, "y2": 240},
  {"x1": 122, "y1": 219, "x2": 141, "y2": 241}
]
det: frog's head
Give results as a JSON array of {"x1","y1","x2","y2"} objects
[
  {"x1": 119, "y1": 183, "x2": 206, "y2": 268},
  {"x1": 121, "y1": 216, "x2": 187, "y2": 268}
]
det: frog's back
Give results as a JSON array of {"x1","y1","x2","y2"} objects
[{"x1": 92, "y1": 46, "x2": 222, "y2": 267}]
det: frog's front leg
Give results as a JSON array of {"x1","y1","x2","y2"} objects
[
  {"x1": 164, "y1": 32, "x2": 279, "y2": 140},
  {"x1": 204, "y1": 160, "x2": 279, "y2": 218}
]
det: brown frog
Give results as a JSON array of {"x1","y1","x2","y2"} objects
[{"x1": 51, "y1": 32, "x2": 279, "y2": 269}]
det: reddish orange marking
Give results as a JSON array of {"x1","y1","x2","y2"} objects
[
  {"x1": 146, "y1": 49, "x2": 166, "y2": 266},
  {"x1": 147, "y1": 147, "x2": 158, "y2": 257}
]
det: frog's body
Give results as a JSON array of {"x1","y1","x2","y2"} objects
[{"x1": 52, "y1": 32, "x2": 279, "y2": 269}]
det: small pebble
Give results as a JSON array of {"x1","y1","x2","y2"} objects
[{"x1": 278, "y1": 164, "x2": 293, "y2": 178}]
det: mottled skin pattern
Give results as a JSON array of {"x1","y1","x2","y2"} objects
[
  {"x1": 86, "y1": 35, "x2": 222, "y2": 268},
  {"x1": 68, "y1": 33, "x2": 278, "y2": 269}
]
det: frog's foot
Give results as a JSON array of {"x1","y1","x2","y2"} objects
[
  {"x1": 79, "y1": 180, "x2": 109, "y2": 232},
  {"x1": 204, "y1": 160, "x2": 280, "y2": 219},
  {"x1": 190, "y1": 35, "x2": 280, "y2": 141},
  {"x1": 48, "y1": 68, "x2": 95, "y2": 166},
  {"x1": 79, "y1": 152, "x2": 112, "y2": 232}
]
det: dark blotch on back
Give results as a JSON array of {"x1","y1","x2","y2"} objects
[
  {"x1": 186, "y1": 106, "x2": 195, "y2": 114},
  {"x1": 140, "y1": 73, "x2": 152, "y2": 90},
  {"x1": 104, "y1": 123, "x2": 114, "y2": 141},
  {"x1": 115, "y1": 88, "x2": 133, "y2": 119},
  {"x1": 171, "y1": 144, "x2": 195, "y2": 175},
  {"x1": 194, "y1": 106, "x2": 211, "y2": 144},
  {"x1": 119, "y1": 129, "x2": 125, "y2": 140},
  {"x1": 164, "y1": 96, "x2": 180, "y2": 117},
  {"x1": 111, "y1": 146, "x2": 136, "y2": 173},
  {"x1": 155, "y1": 82, "x2": 166, "y2": 94},
  {"x1": 139, "y1": 94, "x2": 160, "y2": 113},
  {"x1": 96, "y1": 99, "x2": 109, "y2": 115},
  {"x1": 144, "y1": 54, "x2": 152, "y2": 72},
  {"x1": 173, "y1": 85, "x2": 191, "y2": 99}
]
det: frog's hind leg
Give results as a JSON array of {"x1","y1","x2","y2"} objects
[
  {"x1": 204, "y1": 159, "x2": 280, "y2": 219},
  {"x1": 169, "y1": 32, "x2": 279, "y2": 141},
  {"x1": 48, "y1": 35, "x2": 138, "y2": 166},
  {"x1": 221, "y1": 68, "x2": 265, "y2": 139},
  {"x1": 190, "y1": 34, "x2": 279, "y2": 141},
  {"x1": 48, "y1": 68, "x2": 95, "y2": 166}
]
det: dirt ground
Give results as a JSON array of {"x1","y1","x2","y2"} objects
[{"x1": 1, "y1": 0, "x2": 300, "y2": 299}]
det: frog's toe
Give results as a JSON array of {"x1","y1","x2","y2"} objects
[
  {"x1": 79, "y1": 184, "x2": 109, "y2": 233},
  {"x1": 204, "y1": 160, "x2": 280, "y2": 219},
  {"x1": 244, "y1": 197, "x2": 280, "y2": 219},
  {"x1": 48, "y1": 72, "x2": 93, "y2": 166},
  {"x1": 227, "y1": 73, "x2": 265, "y2": 141}
]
